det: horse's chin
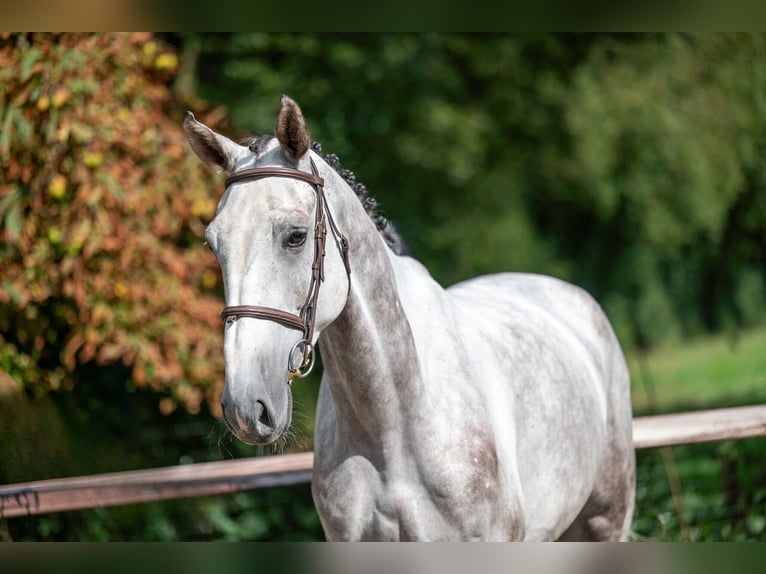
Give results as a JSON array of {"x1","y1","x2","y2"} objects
[
  {"x1": 228, "y1": 408, "x2": 292, "y2": 446},
  {"x1": 234, "y1": 425, "x2": 288, "y2": 446}
]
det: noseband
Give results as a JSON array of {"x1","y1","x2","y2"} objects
[{"x1": 220, "y1": 158, "x2": 351, "y2": 382}]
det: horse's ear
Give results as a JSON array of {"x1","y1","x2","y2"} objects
[
  {"x1": 183, "y1": 111, "x2": 248, "y2": 173},
  {"x1": 275, "y1": 95, "x2": 310, "y2": 164}
]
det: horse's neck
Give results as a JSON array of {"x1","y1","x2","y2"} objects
[{"x1": 318, "y1": 207, "x2": 426, "y2": 448}]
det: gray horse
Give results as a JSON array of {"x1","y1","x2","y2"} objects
[{"x1": 184, "y1": 96, "x2": 635, "y2": 541}]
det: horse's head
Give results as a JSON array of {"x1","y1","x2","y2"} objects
[{"x1": 184, "y1": 96, "x2": 350, "y2": 445}]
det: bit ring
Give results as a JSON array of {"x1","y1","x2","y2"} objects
[{"x1": 287, "y1": 339, "x2": 315, "y2": 382}]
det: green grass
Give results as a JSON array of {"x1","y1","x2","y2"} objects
[
  {"x1": 626, "y1": 326, "x2": 766, "y2": 541},
  {"x1": 628, "y1": 326, "x2": 766, "y2": 414}
]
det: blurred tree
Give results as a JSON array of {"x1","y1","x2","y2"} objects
[
  {"x1": 0, "y1": 33, "x2": 225, "y2": 414},
  {"x1": 563, "y1": 34, "x2": 766, "y2": 346},
  {"x1": 1, "y1": 33, "x2": 326, "y2": 542},
  {"x1": 188, "y1": 33, "x2": 766, "y2": 349}
]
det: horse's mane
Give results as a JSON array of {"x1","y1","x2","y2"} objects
[
  {"x1": 242, "y1": 135, "x2": 409, "y2": 256},
  {"x1": 310, "y1": 141, "x2": 409, "y2": 256}
]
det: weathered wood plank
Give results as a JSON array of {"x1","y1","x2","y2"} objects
[
  {"x1": 632, "y1": 404, "x2": 766, "y2": 450},
  {"x1": 2, "y1": 406, "x2": 766, "y2": 518},
  {"x1": 0, "y1": 451, "x2": 313, "y2": 519}
]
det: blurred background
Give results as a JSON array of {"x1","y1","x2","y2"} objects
[{"x1": 1, "y1": 33, "x2": 765, "y2": 541}]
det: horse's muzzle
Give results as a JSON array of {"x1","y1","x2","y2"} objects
[{"x1": 222, "y1": 399, "x2": 281, "y2": 445}]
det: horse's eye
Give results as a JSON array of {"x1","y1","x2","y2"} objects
[{"x1": 287, "y1": 229, "x2": 307, "y2": 248}]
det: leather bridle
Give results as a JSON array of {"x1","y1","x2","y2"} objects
[{"x1": 220, "y1": 158, "x2": 351, "y2": 383}]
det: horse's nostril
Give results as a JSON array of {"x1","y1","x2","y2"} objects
[{"x1": 255, "y1": 400, "x2": 273, "y2": 428}]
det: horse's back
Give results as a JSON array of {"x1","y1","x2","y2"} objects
[{"x1": 448, "y1": 272, "x2": 616, "y2": 357}]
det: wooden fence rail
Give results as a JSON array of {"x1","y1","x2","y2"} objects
[
  {"x1": 2, "y1": 405, "x2": 766, "y2": 519},
  {"x1": 0, "y1": 452, "x2": 313, "y2": 519}
]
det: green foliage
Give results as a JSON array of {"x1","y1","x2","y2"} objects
[
  {"x1": 629, "y1": 326, "x2": 766, "y2": 414},
  {"x1": 565, "y1": 34, "x2": 766, "y2": 346},
  {"x1": 633, "y1": 439, "x2": 766, "y2": 541},
  {"x1": 191, "y1": 33, "x2": 766, "y2": 349}
]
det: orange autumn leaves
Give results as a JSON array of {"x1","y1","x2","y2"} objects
[{"x1": 0, "y1": 33, "x2": 226, "y2": 416}]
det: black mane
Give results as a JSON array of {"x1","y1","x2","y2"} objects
[
  {"x1": 310, "y1": 141, "x2": 409, "y2": 256},
  {"x1": 242, "y1": 134, "x2": 409, "y2": 256}
]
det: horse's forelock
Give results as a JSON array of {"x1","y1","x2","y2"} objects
[{"x1": 240, "y1": 134, "x2": 275, "y2": 157}]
